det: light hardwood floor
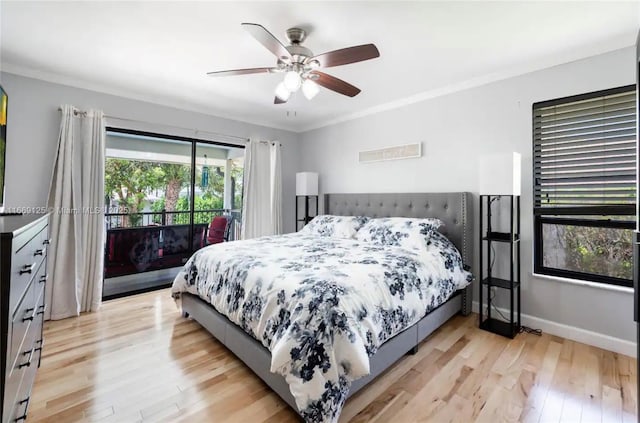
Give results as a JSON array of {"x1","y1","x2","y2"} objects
[{"x1": 29, "y1": 289, "x2": 636, "y2": 423}]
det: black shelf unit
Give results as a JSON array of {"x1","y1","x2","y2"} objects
[
  {"x1": 296, "y1": 195, "x2": 318, "y2": 231},
  {"x1": 479, "y1": 195, "x2": 521, "y2": 338}
]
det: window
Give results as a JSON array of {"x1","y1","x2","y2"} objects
[{"x1": 533, "y1": 85, "x2": 636, "y2": 287}]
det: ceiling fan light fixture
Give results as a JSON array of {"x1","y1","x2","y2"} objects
[
  {"x1": 275, "y1": 82, "x2": 291, "y2": 101},
  {"x1": 284, "y1": 71, "x2": 302, "y2": 92},
  {"x1": 302, "y1": 79, "x2": 319, "y2": 100},
  {"x1": 208, "y1": 23, "x2": 378, "y2": 103}
]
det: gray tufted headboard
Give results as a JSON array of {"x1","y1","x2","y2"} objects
[
  {"x1": 325, "y1": 192, "x2": 473, "y2": 315},
  {"x1": 324, "y1": 192, "x2": 471, "y2": 265}
]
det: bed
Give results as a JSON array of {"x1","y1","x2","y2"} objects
[{"x1": 172, "y1": 192, "x2": 473, "y2": 422}]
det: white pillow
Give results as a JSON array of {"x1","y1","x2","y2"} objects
[
  {"x1": 300, "y1": 215, "x2": 370, "y2": 239},
  {"x1": 355, "y1": 217, "x2": 443, "y2": 250}
]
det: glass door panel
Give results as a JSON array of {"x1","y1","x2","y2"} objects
[
  {"x1": 104, "y1": 132, "x2": 192, "y2": 279},
  {"x1": 194, "y1": 142, "x2": 245, "y2": 248}
]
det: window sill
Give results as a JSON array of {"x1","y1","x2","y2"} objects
[{"x1": 532, "y1": 273, "x2": 634, "y2": 294}]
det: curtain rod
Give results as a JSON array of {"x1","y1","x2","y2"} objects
[
  {"x1": 57, "y1": 106, "x2": 88, "y2": 117},
  {"x1": 256, "y1": 140, "x2": 282, "y2": 146},
  {"x1": 57, "y1": 107, "x2": 249, "y2": 142}
]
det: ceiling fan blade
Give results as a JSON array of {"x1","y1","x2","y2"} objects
[
  {"x1": 207, "y1": 67, "x2": 277, "y2": 77},
  {"x1": 310, "y1": 71, "x2": 361, "y2": 97},
  {"x1": 274, "y1": 96, "x2": 288, "y2": 104},
  {"x1": 241, "y1": 23, "x2": 291, "y2": 61},
  {"x1": 310, "y1": 44, "x2": 379, "y2": 68}
]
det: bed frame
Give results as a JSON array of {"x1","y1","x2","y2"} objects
[{"x1": 180, "y1": 192, "x2": 473, "y2": 414}]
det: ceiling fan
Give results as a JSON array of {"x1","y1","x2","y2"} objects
[{"x1": 207, "y1": 23, "x2": 380, "y2": 104}]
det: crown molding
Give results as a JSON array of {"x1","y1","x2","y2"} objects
[
  {"x1": 2, "y1": 35, "x2": 635, "y2": 136},
  {"x1": 299, "y1": 41, "x2": 636, "y2": 133},
  {"x1": 0, "y1": 62, "x2": 298, "y2": 134}
]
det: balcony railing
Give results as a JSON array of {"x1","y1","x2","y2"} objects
[
  {"x1": 106, "y1": 208, "x2": 241, "y2": 234},
  {"x1": 103, "y1": 208, "x2": 243, "y2": 279}
]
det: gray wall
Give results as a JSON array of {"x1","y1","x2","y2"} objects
[
  {"x1": 0, "y1": 72, "x2": 300, "y2": 233},
  {"x1": 299, "y1": 47, "x2": 636, "y2": 342}
]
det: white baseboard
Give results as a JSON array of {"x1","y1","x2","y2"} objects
[{"x1": 472, "y1": 301, "x2": 636, "y2": 358}]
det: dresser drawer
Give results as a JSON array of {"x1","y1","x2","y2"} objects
[
  {"x1": 9, "y1": 224, "x2": 48, "y2": 315},
  {"x1": 2, "y1": 355, "x2": 23, "y2": 423},
  {"x1": 6, "y1": 347, "x2": 41, "y2": 423},
  {"x1": 8, "y1": 261, "x2": 45, "y2": 372},
  {"x1": 3, "y1": 286, "x2": 45, "y2": 423},
  {"x1": 3, "y1": 320, "x2": 42, "y2": 423}
]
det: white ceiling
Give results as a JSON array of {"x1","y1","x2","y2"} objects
[{"x1": 1, "y1": 1, "x2": 639, "y2": 132}]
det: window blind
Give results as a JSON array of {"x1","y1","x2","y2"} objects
[{"x1": 533, "y1": 87, "x2": 637, "y2": 215}]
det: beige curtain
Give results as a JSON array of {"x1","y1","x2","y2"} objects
[
  {"x1": 241, "y1": 139, "x2": 282, "y2": 239},
  {"x1": 46, "y1": 105, "x2": 105, "y2": 320}
]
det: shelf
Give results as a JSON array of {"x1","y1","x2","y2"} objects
[
  {"x1": 483, "y1": 231, "x2": 519, "y2": 243},
  {"x1": 480, "y1": 318, "x2": 519, "y2": 338},
  {"x1": 479, "y1": 195, "x2": 520, "y2": 339},
  {"x1": 481, "y1": 277, "x2": 519, "y2": 290}
]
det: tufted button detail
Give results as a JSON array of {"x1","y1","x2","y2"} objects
[
  {"x1": 453, "y1": 219, "x2": 458, "y2": 225},
  {"x1": 444, "y1": 204, "x2": 449, "y2": 210},
  {"x1": 380, "y1": 202, "x2": 383, "y2": 207},
  {"x1": 425, "y1": 203, "x2": 430, "y2": 209},
  {"x1": 367, "y1": 203, "x2": 370, "y2": 207},
  {"x1": 355, "y1": 202, "x2": 359, "y2": 207},
  {"x1": 393, "y1": 203, "x2": 398, "y2": 207}
]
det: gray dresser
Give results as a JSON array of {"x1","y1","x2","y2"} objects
[{"x1": 0, "y1": 215, "x2": 49, "y2": 423}]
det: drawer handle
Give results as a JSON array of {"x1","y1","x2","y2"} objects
[
  {"x1": 18, "y1": 347, "x2": 34, "y2": 368},
  {"x1": 43, "y1": 239, "x2": 51, "y2": 245},
  {"x1": 19, "y1": 263, "x2": 36, "y2": 275},
  {"x1": 39, "y1": 274, "x2": 48, "y2": 284},
  {"x1": 34, "y1": 338, "x2": 44, "y2": 353},
  {"x1": 36, "y1": 305, "x2": 46, "y2": 316},
  {"x1": 14, "y1": 396, "x2": 30, "y2": 422},
  {"x1": 34, "y1": 249, "x2": 44, "y2": 256},
  {"x1": 22, "y1": 307, "x2": 35, "y2": 322}
]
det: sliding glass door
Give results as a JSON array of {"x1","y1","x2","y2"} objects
[{"x1": 103, "y1": 129, "x2": 244, "y2": 299}]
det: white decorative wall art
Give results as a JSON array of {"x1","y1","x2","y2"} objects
[{"x1": 358, "y1": 143, "x2": 422, "y2": 164}]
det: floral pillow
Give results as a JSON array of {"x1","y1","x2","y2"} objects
[
  {"x1": 425, "y1": 230, "x2": 473, "y2": 288},
  {"x1": 355, "y1": 217, "x2": 443, "y2": 251},
  {"x1": 300, "y1": 215, "x2": 370, "y2": 239}
]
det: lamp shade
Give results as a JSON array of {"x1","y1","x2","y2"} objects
[
  {"x1": 478, "y1": 152, "x2": 521, "y2": 195},
  {"x1": 296, "y1": 172, "x2": 318, "y2": 196}
]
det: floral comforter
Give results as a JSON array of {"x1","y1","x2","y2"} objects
[{"x1": 171, "y1": 232, "x2": 471, "y2": 423}]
